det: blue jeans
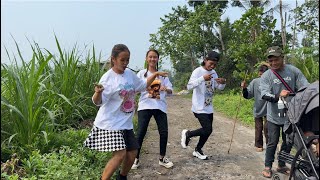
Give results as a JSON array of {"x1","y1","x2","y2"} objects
[
  {"x1": 136, "y1": 109, "x2": 168, "y2": 158},
  {"x1": 265, "y1": 121, "x2": 292, "y2": 168}
]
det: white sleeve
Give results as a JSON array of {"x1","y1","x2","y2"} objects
[
  {"x1": 136, "y1": 69, "x2": 144, "y2": 79},
  {"x1": 213, "y1": 71, "x2": 226, "y2": 90},
  {"x1": 163, "y1": 77, "x2": 173, "y2": 90},
  {"x1": 187, "y1": 69, "x2": 205, "y2": 90},
  {"x1": 132, "y1": 71, "x2": 147, "y2": 92}
]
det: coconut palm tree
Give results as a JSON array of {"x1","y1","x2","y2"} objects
[{"x1": 231, "y1": 0, "x2": 290, "y2": 49}]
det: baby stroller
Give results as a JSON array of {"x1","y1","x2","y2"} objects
[{"x1": 273, "y1": 81, "x2": 319, "y2": 180}]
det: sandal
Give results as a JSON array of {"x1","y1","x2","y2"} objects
[
  {"x1": 276, "y1": 165, "x2": 290, "y2": 175},
  {"x1": 262, "y1": 168, "x2": 272, "y2": 178},
  {"x1": 256, "y1": 147, "x2": 263, "y2": 152}
]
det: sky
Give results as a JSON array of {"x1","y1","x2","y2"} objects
[{"x1": 1, "y1": 0, "x2": 302, "y2": 70}]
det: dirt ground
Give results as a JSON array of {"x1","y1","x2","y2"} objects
[{"x1": 128, "y1": 94, "x2": 276, "y2": 180}]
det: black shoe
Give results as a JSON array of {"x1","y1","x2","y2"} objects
[
  {"x1": 116, "y1": 171, "x2": 127, "y2": 180},
  {"x1": 185, "y1": 131, "x2": 191, "y2": 146}
]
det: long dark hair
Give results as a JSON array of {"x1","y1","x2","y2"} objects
[
  {"x1": 144, "y1": 49, "x2": 159, "y2": 77},
  {"x1": 110, "y1": 44, "x2": 130, "y2": 67}
]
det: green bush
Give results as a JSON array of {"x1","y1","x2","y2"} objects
[
  {"x1": 20, "y1": 146, "x2": 111, "y2": 179},
  {"x1": 172, "y1": 72, "x2": 191, "y2": 91},
  {"x1": 288, "y1": 47, "x2": 319, "y2": 83},
  {"x1": 2, "y1": 128, "x2": 113, "y2": 180},
  {"x1": 35, "y1": 128, "x2": 90, "y2": 154}
]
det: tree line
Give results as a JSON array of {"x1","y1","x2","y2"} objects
[{"x1": 149, "y1": 0, "x2": 319, "y2": 90}]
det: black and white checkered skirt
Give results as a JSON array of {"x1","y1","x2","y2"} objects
[{"x1": 83, "y1": 126, "x2": 126, "y2": 152}]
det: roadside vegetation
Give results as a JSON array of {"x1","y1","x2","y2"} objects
[{"x1": 213, "y1": 91, "x2": 254, "y2": 126}]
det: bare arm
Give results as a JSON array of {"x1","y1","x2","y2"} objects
[
  {"x1": 92, "y1": 83, "x2": 104, "y2": 105},
  {"x1": 146, "y1": 71, "x2": 168, "y2": 87}
]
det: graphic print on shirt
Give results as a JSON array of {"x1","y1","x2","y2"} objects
[
  {"x1": 273, "y1": 76, "x2": 292, "y2": 85},
  {"x1": 118, "y1": 83, "x2": 136, "y2": 113},
  {"x1": 204, "y1": 80, "x2": 213, "y2": 106}
]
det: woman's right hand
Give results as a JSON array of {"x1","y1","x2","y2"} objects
[{"x1": 94, "y1": 83, "x2": 104, "y2": 93}]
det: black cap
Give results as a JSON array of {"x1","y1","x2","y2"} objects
[{"x1": 206, "y1": 51, "x2": 220, "y2": 61}]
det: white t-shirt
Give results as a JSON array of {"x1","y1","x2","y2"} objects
[
  {"x1": 187, "y1": 66, "x2": 225, "y2": 114},
  {"x1": 93, "y1": 68, "x2": 147, "y2": 130},
  {"x1": 136, "y1": 69, "x2": 173, "y2": 113}
]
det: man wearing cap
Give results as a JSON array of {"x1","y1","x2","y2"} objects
[
  {"x1": 241, "y1": 64, "x2": 269, "y2": 152},
  {"x1": 181, "y1": 50, "x2": 226, "y2": 160},
  {"x1": 260, "y1": 46, "x2": 309, "y2": 178}
]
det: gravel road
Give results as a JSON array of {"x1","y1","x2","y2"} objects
[{"x1": 129, "y1": 95, "x2": 273, "y2": 180}]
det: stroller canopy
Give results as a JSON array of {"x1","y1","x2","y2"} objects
[{"x1": 284, "y1": 81, "x2": 319, "y2": 133}]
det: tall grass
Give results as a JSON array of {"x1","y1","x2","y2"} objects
[
  {"x1": 1, "y1": 40, "x2": 56, "y2": 155},
  {"x1": 49, "y1": 36, "x2": 87, "y2": 126},
  {"x1": 49, "y1": 36, "x2": 104, "y2": 127},
  {"x1": 1, "y1": 36, "x2": 104, "y2": 158},
  {"x1": 75, "y1": 45, "x2": 104, "y2": 122}
]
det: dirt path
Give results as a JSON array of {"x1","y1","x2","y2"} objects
[{"x1": 129, "y1": 95, "x2": 269, "y2": 180}]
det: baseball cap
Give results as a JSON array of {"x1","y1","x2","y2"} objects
[
  {"x1": 206, "y1": 51, "x2": 220, "y2": 61},
  {"x1": 266, "y1": 46, "x2": 283, "y2": 57}
]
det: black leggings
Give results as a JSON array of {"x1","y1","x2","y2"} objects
[
  {"x1": 136, "y1": 109, "x2": 168, "y2": 158},
  {"x1": 189, "y1": 113, "x2": 213, "y2": 150}
]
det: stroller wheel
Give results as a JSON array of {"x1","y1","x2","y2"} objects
[{"x1": 272, "y1": 172, "x2": 287, "y2": 180}]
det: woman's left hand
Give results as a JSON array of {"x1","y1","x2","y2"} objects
[{"x1": 160, "y1": 86, "x2": 167, "y2": 91}]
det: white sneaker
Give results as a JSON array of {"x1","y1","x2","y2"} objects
[
  {"x1": 159, "y1": 157, "x2": 174, "y2": 168},
  {"x1": 192, "y1": 149, "x2": 208, "y2": 160},
  {"x1": 181, "y1": 129, "x2": 188, "y2": 148},
  {"x1": 131, "y1": 158, "x2": 140, "y2": 169}
]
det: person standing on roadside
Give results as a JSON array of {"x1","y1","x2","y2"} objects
[
  {"x1": 260, "y1": 46, "x2": 309, "y2": 178},
  {"x1": 131, "y1": 49, "x2": 174, "y2": 170},
  {"x1": 181, "y1": 50, "x2": 226, "y2": 160},
  {"x1": 241, "y1": 64, "x2": 269, "y2": 152},
  {"x1": 83, "y1": 44, "x2": 168, "y2": 180}
]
